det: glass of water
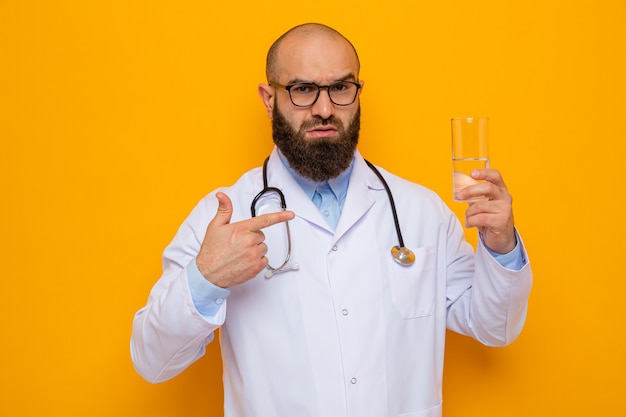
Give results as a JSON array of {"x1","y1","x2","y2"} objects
[{"x1": 451, "y1": 117, "x2": 489, "y2": 202}]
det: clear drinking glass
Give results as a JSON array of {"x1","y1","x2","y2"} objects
[{"x1": 451, "y1": 117, "x2": 489, "y2": 202}]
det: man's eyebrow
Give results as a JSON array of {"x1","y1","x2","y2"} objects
[
  {"x1": 286, "y1": 73, "x2": 358, "y2": 85},
  {"x1": 337, "y1": 73, "x2": 358, "y2": 82}
]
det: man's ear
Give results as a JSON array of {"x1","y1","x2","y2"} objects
[{"x1": 257, "y1": 84, "x2": 275, "y2": 119}]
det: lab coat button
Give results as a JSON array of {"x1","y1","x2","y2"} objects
[
  {"x1": 350, "y1": 377, "x2": 357, "y2": 384},
  {"x1": 342, "y1": 309, "x2": 349, "y2": 316},
  {"x1": 332, "y1": 245, "x2": 338, "y2": 251}
]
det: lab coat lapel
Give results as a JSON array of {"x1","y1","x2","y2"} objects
[{"x1": 333, "y1": 151, "x2": 380, "y2": 243}]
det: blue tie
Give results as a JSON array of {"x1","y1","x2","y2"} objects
[{"x1": 312, "y1": 182, "x2": 339, "y2": 230}]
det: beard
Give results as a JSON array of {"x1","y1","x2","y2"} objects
[{"x1": 271, "y1": 104, "x2": 360, "y2": 181}]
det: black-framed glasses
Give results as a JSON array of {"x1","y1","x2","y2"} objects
[{"x1": 270, "y1": 81, "x2": 361, "y2": 107}]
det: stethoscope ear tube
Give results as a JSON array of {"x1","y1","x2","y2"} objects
[
  {"x1": 251, "y1": 157, "x2": 287, "y2": 217},
  {"x1": 251, "y1": 157, "x2": 294, "y2": 277}
]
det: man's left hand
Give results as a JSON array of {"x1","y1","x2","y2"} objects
[{"x1": 455, "y1": 169, "x2": 516, "y2": 254}]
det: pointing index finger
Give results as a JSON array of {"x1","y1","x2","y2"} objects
[{"x1": 247, "y1": 210, "x2": 295, "y2": 231}]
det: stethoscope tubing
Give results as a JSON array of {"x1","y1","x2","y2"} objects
[{"x1": 364, "y1": 159, "x2": 407, "y2": 250}]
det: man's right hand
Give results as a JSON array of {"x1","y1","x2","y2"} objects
[{"x1": 196, "y1": 191, "x2": 295, "y2": 288}]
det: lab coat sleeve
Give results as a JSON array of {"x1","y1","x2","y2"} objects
[
  {"x1": 445, "y1": 212, "x2": 533, "y2": 346},
  {"x1": 131, "y1": 195, "x2": 227, "y2": 383},
  {"x1": 471, "y1": 238, "x2": 532, "y2": 345}
]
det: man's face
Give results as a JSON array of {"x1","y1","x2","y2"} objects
[{"x1": 265, "y1": 33, "x2": 364, "y2": 181}]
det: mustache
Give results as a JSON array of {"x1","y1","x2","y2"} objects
[{"x1": 300, "y1": 116, "x2": 343, "y2": 131}]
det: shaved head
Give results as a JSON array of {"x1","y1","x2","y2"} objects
[{"x1": 266, "y1": 23, "x2": 360, "y2": 82}]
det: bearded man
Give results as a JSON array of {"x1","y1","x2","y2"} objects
[{"x1": 131, "y1": 23, "x2": 532, "y2": 417}]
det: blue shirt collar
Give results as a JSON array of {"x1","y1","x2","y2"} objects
[{"x1": 276, "y1": 150, "x2": 354, "y2": 204}]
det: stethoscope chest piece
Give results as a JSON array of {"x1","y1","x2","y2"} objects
[{"x1": 391, "y1": 245, "x2": 415, "y2": 266}]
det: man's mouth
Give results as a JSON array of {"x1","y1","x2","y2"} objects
[{"x1": 306, "y1": 125, "x2": 338, "y2": 139}]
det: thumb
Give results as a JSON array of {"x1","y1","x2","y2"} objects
[{"x1": 207, "y1": 192, "x2": 233, "y2": 229}]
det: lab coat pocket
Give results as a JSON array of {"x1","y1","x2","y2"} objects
[{"x1": 387, "y1": 246, "x2": 436, "y2": 319}]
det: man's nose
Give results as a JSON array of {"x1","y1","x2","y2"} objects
[{"x1": 310, "y1": 87, "x2": 335, "y2": 119}]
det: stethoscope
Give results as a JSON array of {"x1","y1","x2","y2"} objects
[{"x1": 251, "y1": 156, "x2": 415, "y2": 277}]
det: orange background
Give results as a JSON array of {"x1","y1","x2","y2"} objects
[{"x1": 1, "y1": 1, "x2": 625, "y2": 416}]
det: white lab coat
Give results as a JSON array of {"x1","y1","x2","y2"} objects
[{"x1": 131, "y1": 147, "x2": 532, "y2": 417}]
